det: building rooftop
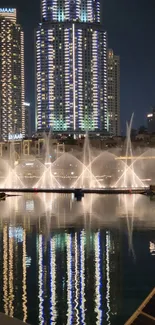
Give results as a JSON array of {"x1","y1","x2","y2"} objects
[{"x1": 0, "y1": 8, "x2": 16, "y2": 23}]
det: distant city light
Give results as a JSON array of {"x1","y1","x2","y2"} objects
[
  {"x1": 8, "y1": 133, "x2": 23, "y2": 141},
  {"x1": 26, "y1": 200, "x2": 34, "y2": 211},
  {"x1": 25, "y1": 162, "x2": 34, "y2": 166},
  {"x1": 150, "y1": 242, "x2": 155, "y2": 256},
  {"x1": 24, "y1": 102, "x2": 30, "y2": 107},
  {"x1": 0, "y1": 8, "x2": 15, "y2": 13},
  {"x1": 9, "y1": 227, "x2": 23, "y2": 243},
  {"x1": 26, "y1": 256, "x2": 32, "y2": 268}
]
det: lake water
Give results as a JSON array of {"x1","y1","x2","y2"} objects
[{"x1": 0, "y1": 193, "x2": 155, "y2": 324}]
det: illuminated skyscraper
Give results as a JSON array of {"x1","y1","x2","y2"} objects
[
  {"x1": 0, "y1": 8, "x2": 25, "y2": 141},
  {"x1": 108, "y1": 49, "x2": 120, "y2": 136},
  {"x1": 24, "y1": 102, "x2": 31, "y2": 138},
  {"x1": 36, "y1": 0, "x2": 108, "y2": 133}
]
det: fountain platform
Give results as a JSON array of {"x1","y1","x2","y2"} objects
[{"x1": 0, "y1": 187, "x2": 151, "y2": 195}]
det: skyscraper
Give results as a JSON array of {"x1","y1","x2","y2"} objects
[
  {"x1": 108, "y1": 49, "x2": 120, "y2": 136},
  {"x1": 0, "y1": 8, "x2": 25, "y2": 141},
  {"x1": 147, "y1": 107, "x2": 155, "y2": 134},
  {"x1": 36, "y1": 0, "x2": 108, "y2": 134},
  {"x1": 24, "y1": 102, "x2": 31, "y2": 138}
]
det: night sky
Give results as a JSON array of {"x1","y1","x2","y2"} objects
[{"x1": 0, "y1": 0, "x2": 155, "y2": 133}]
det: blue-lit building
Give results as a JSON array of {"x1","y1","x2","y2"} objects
[{"x1": 36, "y1": 0, "x2": 108, "y2": 134}]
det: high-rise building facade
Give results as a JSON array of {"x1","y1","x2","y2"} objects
[
  {"x1": 108, "y1": 49, "x2": 120, "y2": 136},
  {"x1": 36, "y1": 0, "x2": 108, "y2": 134},
  {"x1": 147, "y1": 107, "x2": 155, "y2": 134},
  {"x1": 24, "y1": 102, "x2": 31, "y2": 138},
  {"x1": 0, "y1": 8, "x2": 25, "y2": 141}
]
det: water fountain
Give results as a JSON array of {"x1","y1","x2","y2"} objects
[
  {"x1": 34, "y1": 131, "x2": 61, "y2": 189},
  {"x1": 0, "y1": 142, "x2": 25, "y2": 189},
  {"x1": 72, "y1": 133, "x2": 101, "y2": 188},
  {"x1": 0, "y1": 115, "x2": 154, "y2": 190},
  {"x1": 115, "y1": 114, "x2": 145, "y2": 188}
]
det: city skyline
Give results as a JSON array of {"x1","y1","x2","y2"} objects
[
  {"x1": 0, "y1": 3, "x2": 154, "y2": 324},
  {"x1": 0, "y1": 1, "x2": 154, "y2": 133}
]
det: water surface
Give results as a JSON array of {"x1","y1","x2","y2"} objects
[{"x1": 0, "y1": 194, "x2": 155, "y2": 324}]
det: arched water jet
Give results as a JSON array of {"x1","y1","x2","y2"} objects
[
  {"x1": 114, "y1": 148, "x2": 152, "y2": 186},
  {"x1": 2, "y1": 168, "x2": 25, "y2": 189},
  {"x1": 114, "y1": 160, "x2": 144, "y2": 188},
  {"x1": 51, "y1": 153, "x2": 83, "y2": 188},
  {"x1": 124, "y1": 114, "x2": 138, "y2": 187},
  {"x1": 90, "y1": 151, "x2": 124, "y2": 187},
  {"x1": 0, "y1": 158, "x2": 25, "y2": 189},
  {"x1": 133, "y1": 148, "x2": 155, "y2": 185},
  {"x1": 114, "y1": 114, "x2": 145, "y2": 188},
  {"x1": 33, "y1": 130, "x2": 62, "y2": 189},
  {"x1": 73, "y1": 133, "x2": 102, "y2": 188},
  {"x1": 42, "y1": 129, "x2": 56, "y2": 163},
  {"x1": 34, "y1": 165, "x2": 61, "y2": 189}
]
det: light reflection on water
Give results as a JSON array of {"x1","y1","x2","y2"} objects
[
  {"x1": 0, "y1": 194, "x2": 155, "y2": 324},
  {"x1": 38, "y1": 234, "x2": 44, "y2": 325},
  {"x1": 50, "y1": 236, "x2": 57, "y2": 324}
]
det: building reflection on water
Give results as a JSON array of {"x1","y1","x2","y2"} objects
[
  {"x1": 2, "y1": 225, "x2": 28, "y2": 321},
  {"x1": 0, "y1": 194, "x2": 155, "y2": 324},
  {"x1": 0, "y1": 224, "x2": 122, "y2": 325}
]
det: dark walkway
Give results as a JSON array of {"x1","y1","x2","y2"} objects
[
  {"x1": 0, "y1": 313, "x2": 29, "y2": 325},
  {"x1": 125, "y1": 288, "x2": 155, "y2": 324}
]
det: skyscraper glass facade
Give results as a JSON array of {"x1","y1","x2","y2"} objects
[{"x1": 36, "y1": 0, "x2": 108, "y2": 133}]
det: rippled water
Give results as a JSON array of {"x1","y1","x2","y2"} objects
[{"x1": 0, "y1": 194, "x2": 155, "y2": 324}]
